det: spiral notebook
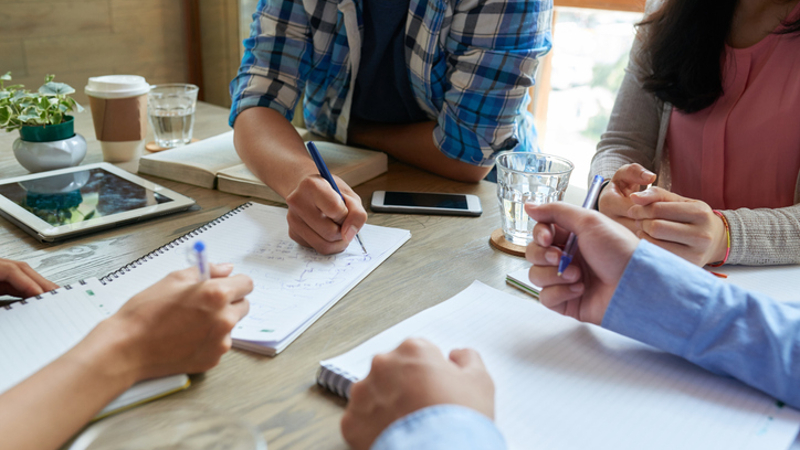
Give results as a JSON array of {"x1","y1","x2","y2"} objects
[
  {"x1": 0, "y1": 278, "x2": 190, "y2": 418},
  {"x1": 94, "y1": 202, "x2": 410, "y2": 355},
  {"x1": 318, "y1": 281, "x2": 800, "y2": 450}
]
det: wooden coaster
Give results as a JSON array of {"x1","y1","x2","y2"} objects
[
  {"x1": 145, "y1": 138, "x2": 200, "y2": 152},
  {"x1": 489, "y1": 228, "x2": 526, "y2": 257}
]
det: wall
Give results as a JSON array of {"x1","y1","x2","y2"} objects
[
  {"x1": 199, "y1": 0, "x2": 241, "y2": 108},
  {"x1": 0, "y1": 0, "x2": 189, "y2": 105}
]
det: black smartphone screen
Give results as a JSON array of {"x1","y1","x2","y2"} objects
[{"x1": 383, "y1": 192, "x2": 469, "y2": 210}]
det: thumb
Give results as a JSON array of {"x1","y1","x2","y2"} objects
[
  {"x1": 524, "y1": 202, "x2": 600, "y2": 237},
  {"x1": 209, "y1": 263, "x2": 235, "y2": 278},
  {"x1": 613, "y1": 163, "x2": 656, "y2": 186},
  {"x1": 449, "y1": 348, "x2": 486, "y2": 370}
]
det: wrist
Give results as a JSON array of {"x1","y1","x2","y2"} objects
[
  {"x1": 708, "y1": 210, "x2": 730, "y2": 266},
  {"x1": 73, "y1": 317, "x2": 146, "y2": 388}
]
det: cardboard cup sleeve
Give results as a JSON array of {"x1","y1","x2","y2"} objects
[{"x1": 88, "y1": 95, "x2": 147, "y2": 142}]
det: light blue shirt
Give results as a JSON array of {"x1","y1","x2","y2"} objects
[{"x1": 373, "y1": 241, "x2": 800, "y2": 449}]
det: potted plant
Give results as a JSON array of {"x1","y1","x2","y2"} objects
[{"x1": 0, "y1": 72, "x2": 87, "y2": 172}]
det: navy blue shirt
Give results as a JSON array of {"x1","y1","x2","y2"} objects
[{"x1": 351, "y1": 0, "x2": 429, "y2": 123}]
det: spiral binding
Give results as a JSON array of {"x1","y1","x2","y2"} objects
[{"x1": 98, "y1": 203, "x2": 253, "y2": 285}]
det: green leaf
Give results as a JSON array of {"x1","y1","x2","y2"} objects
[
  {"x1": 0, "y1": 92, "x2": 9, "y2": 100},
  {"x1": 39, "y1": 82, "x2": 75, "y2": 96},
  {"x1": 0, "y1": 106, "x2": 11, "y2": 127},
  {"x1": 73, "y1": 101, "x2": 84, "y2": 113},
  {"x1": 0, "y1": 72, "x2": 11, "y2": 81}
]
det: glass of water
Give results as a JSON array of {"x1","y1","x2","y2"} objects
[
  {"x1": 147, "y1": 84, "x2": 198, "y2": 148},
  {"x1": 496, "y1": 152, "x2": 574, "y2": 246}
]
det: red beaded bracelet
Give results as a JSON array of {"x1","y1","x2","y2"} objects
[{"x1": 708, "y1": 210, "x2": 730, "y2": 267}]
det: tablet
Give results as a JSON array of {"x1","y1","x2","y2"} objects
[{"x1": 0, "y1": 163, "x2": 196, "y2": 242}]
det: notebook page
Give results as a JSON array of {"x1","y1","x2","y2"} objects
[
  {"x1": 321, "y1": 281, "x2": 800, "y2": 450},
  {"x1": 0, "y1": 278, "x2": 107, "y2": 394},
  {"x1": 101, "y1": 203, "x2": 411, "y2": 345},
  {"x1": 717, "y1": 265, "x2": 800, "y2": 303}
]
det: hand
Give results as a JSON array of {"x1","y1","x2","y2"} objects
[
  {"x1": 597, "y1": 164, "x2": 656, "y2": 232},
  {"x1": 0, "y1": 259, "x2": 58, "y2": 298},
  {"x1": 285, "y1": 174, "x2": 368, "y2": 255},
  {"x1": 626, "y1": 187, "x2": 727, "y2": 266},
  {"x1": 525, "y1": 202, "x2": 639, "y2": 325},
  {"x1": 90, "y1": 263, "x2": 252, "y2": 381},
  {"x1": 341, "y1": 338, "x2": 495, "y2": 450}
]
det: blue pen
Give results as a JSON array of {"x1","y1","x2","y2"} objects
[
  {"x1": 194, "y1": 241, "x2": 210, "y2": 281},
  {"x1": 306, "y1": 141, "x2": 368, "y2": 255},
  {"x1": 557, "y1": 175, "x2": 605, "y2": 276}
]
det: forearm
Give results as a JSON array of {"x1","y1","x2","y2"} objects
[
  {"x1": 233, "y1": 107, "x2": 319, "y2": 198},
  {"x1": 603, "y1": 241, "x2": 800, "y2": 409},
  {"x1": 0, "y1": 322, "x2": 138, "y2": 450},
  {"x1": 721, "y1": 206, "x2": 800, "y2": 265},
  {"x1": 348, "y1": 119, "x2": 491, "y2": 183}
]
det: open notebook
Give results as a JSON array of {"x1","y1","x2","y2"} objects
[
  {"x1": 0, "y1": 278, "x2": 190, "y2": 419},
  {"x1": 318, "y1": 282, "x2": 800, "y2": 450},
  {"x1": 138, "y1": 131, "x2": 388, "y2": 204},
  {"x1": 100, "y1": 202, "x2": 411, "y2": 355}
]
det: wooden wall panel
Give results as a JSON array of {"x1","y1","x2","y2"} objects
[
  {"x1": 0, "y1": 0, "x2": 189, "y2": 105},
  {"x1": 199, "y1": 0, "x2": 241, "y2": 108},
  {"x1": 555, "y1": 0, "x2": 645, "y2": 13}
]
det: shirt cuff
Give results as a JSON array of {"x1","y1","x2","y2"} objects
[
  {"x1": 601, "y1": 241, "x2": 716, "y2": 357},
  {"x1": 371, "y1": 405, "x2": 506, "y2": 450}
]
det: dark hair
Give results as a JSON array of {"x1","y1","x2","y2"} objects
[{"x1": 637, "y1": 0, "x2": 800, "y2": 113}]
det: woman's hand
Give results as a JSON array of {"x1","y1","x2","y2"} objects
[
  {"x1": 597, "y1": 164, "x2": 657, "y2": 233},
  {"x1": 0, "y1": 259, "x2": 58, "y2": 298},
  {"x1": 627, "y1": 187, "x2": 728, "y2": 266}
]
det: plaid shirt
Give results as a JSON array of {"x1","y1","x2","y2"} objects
[{"x1": 230, "y1": 0, "x2": 552, "y2": 166}]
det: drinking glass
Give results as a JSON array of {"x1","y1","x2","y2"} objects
[
  {"x1": 495, "y1": 152, "x2": 574, "y2": 246},
  {"x1": 147, "y1": 84, "x2": 198, "y2": 148}
]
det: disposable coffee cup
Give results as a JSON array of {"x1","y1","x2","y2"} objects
[{"x1": 85, "y1": 75, "x2": 150, "y2": 166}]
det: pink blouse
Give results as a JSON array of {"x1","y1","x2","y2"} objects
[{"x1": 666, "y1": 5, "x2": 800, "y2": 210}]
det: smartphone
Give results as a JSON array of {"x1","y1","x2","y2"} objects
[{"x1": 370, "y1": 191, "x2": 482, "y2": 216}]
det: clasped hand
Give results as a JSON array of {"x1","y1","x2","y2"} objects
[{"x1": 599, "y1": 164, "x2": 728, "y2": 266}]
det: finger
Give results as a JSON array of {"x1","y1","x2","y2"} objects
[
  {"x1": 529, "y1": 264, "x2": 581, "y2": 287},
  {"x1": 227, "y1": 297, "x2": 250, "y2": 322},
  {"x1": 530, "y1": 219, "x2": 571, "y2": 248},
  {"x1": 209, "y1": 263, "x2": 235, "y2": 278},
  {"x1": 637, "y1": 219, "x2": 701, "y2": 246},
  {"x1": 526, "y1": 242, "x2": 562, "y2": 267},
  {"x1": 538, "y1": 283, "x2": 585, "y2": 312},
  {"x1": 629, "y1": 186, "x2": 689, "y2": 206},
  {"x1": 288, "y1": 202, "x2": 344, "y2": 243},
  {"x1": 17, "y1": 263, "x2": 58, "y2": 292},
  {"x1": 524, "y1": 202, "x2": 607, "y2": 237},
  {"x1": 340, "y1": 193, "x2": 368, "y2": 244},
  {"x1": 449, "y1": 348, "x2": 487, "y2": 371},
  {"x1": 287, "y1": 210, "x2": 349, "y2": 254},
  {"x1": 206, "y1": 274, "x2": 255, "y2": 306},
  {"x1": 627, "y1": 201, "x2": 704, "y2": 223},
  {"x1": 310, "y1": 177, "x2": 350, "y2": 224},
  {"x1": 612, "y1": 164, "x2": 656, "y2": 192},
  {"x1": 0, "y1": 265, "x2": 47, "y2": 298},
  {"x1": 636, "y1": 230, "x2": 696, "y2": 260}
]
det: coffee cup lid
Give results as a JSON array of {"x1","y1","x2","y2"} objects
[{"x1": 85, "y1": 75, "x2": 150, "y2": 99}]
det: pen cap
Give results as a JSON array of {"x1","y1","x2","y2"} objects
[{"x1": 194, "y1": 241, "x2": 206, "y2": 252}]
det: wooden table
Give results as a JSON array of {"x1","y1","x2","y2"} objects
[{"x1": 0, "y1": 103, "x2": 544, "y2": 449}]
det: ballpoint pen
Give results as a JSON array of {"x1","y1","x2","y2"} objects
[
  {"x1": 557, "y1": 175, "x2": 605, "y2": 277},
  {"x1": 194, "y1": 240, "x2": 210, "y2": 281},
  {"x1": 306, "y1": 141, "x2": 368, "y2": 255}
]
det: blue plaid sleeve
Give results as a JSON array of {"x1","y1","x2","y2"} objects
[
  {"x1": 229, "y1": 0, "x2": 313, "y2": 127},
  {"x1": 435, "y1": 0, "x2": 553, "y2": 166}
]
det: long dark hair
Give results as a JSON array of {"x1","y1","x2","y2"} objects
[{"x1": 637, "y1": 0, "x2": 800, "y2": 113}]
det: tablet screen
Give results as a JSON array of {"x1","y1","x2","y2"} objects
[{"x1": 0, "y1": 168, "x2": 172, "y2": 227}]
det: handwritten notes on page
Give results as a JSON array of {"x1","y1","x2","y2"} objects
[
  {"x1": 320, "y1": 282, "x2": 800, "y2": 450},
  {"x1": 101, "y1": 203, "x2": 411, "y2": 354}
]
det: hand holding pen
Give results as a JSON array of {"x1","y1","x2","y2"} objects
[{"x1": 282, "y1": 142, "x2": 368, "y2": 255}]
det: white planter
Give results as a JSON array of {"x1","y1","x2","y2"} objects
[{"x1": 13, "y1": 134, "x2": 87, "y2": 173}]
